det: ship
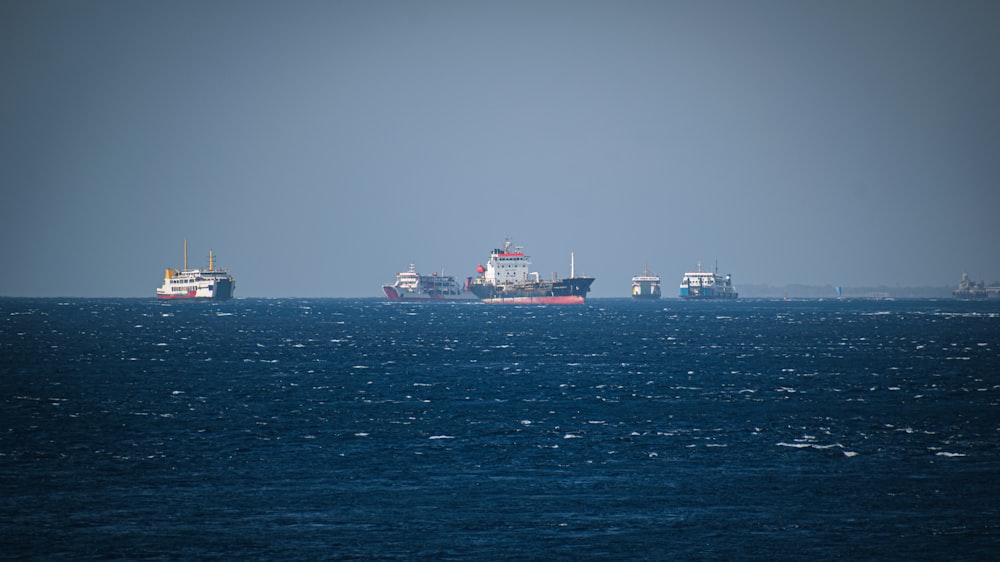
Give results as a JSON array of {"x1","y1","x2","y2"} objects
[
  {"x1": 382, "y1": 263, "x2": 476, "y2": 301},
  {"x1": 679, "y1": 262, "x2": 738, "y2": 299},
  {"x1": 631, "y1": 264, "x2": 661, "y2": 300},
  {"x1": 156, "y1": 239, "x2": 235, "y2": 300},
  {"x1": 953, "y1": 272, "x2": 1000, "y2": 299},
  {"x1": 467, "y1": 239, "x2": 594, "y2": 304}
]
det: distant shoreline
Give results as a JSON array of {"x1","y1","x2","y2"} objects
[{"x1": 726, "y1": 284, "x2": 954, "y2": 299}]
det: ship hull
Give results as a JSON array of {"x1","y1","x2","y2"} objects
[
  {"x1": 679, "y1": 288, "x2": 737, "y2": 300},
  {"x1": 156, "y1": 279, "x2": 234, "y2": 301},
  {"x1": 469, "y1": 278, "x2": 594, "y2": 304},
  {"x1": 382, "y1": 285, "x2": 475, "y2": 302},
  {"x1": 632, "y1": 281, "x2": 661, "y2": 300},
  {"x1": 632, "y1": 294, "x2": 661, "y2": 300},
  {"x1": 481, "y1": 295, "x2": 586, "y2": 305}
]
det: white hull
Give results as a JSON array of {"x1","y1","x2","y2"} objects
[{"x1": 156, "y1": 269, "x2": 235, "y2": 300}]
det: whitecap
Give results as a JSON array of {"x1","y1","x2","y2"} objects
[
  {"x1": 936, "y1": 451, "x2": 966, "y2": 457},
  {"x1": 776, "y1": 442, "x2": 812, "y2": 449},
  {"x1": 429, "y1": 435, "x2": 454, "y2": 440}
]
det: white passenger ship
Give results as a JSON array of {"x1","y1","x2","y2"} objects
[
  {"x1": 382, "y1": 263, "x2": 475, "y2": 301},
  {"x1": 679, "y1": 262, "x2": 738, "y2": 299},
  {"x1": 156, "y1": 240, "x2": 235, "y2": 300}
]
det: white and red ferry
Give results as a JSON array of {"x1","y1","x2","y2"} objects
[
  {"x1": 382, "y1": 264, "x2": 475, "y2": 301},
  {"x1": 156, "y1": 240, "x2": 235, "y2": 301},
  {"x1": 468, "y1": 239, "x2": 594, "y2": 304}
]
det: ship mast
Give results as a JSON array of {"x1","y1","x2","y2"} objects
[
  {"x1": 571, "y1": 251, "x2": 575, "y2": 278},
  {"x1": 209, "y1": 249, "x2": 214, "y2": 270},
  {"x1": 184, "y1": 238, "x2": 188, "y2": 270}
]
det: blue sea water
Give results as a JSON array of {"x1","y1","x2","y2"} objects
[{"x1": 1, "y1": 297, "x2": 998, "y2": 560}]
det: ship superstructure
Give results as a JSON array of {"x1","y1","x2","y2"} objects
[
  {"x1": 382, "y1": 263, "x2": 475, "y2": 301},
  {"x1": 679, "y1": 262, "x2": 737, "y2": 299},
  {"x1": 631, "y1": 264, "x2": 661, "y2": 300},
  {"x1": 468, "y1": 239, "x2": 594, "y2": 304},
  {"x1": 156, "y1": 239, "x2": 235, "y2": 300}
]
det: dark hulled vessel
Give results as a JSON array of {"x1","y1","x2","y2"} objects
[{"x1": 468, "y1": 240, "x2": 594, "y2": 304}]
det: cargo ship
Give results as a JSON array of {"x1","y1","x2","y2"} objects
[
  {"x1": 631, "y1": 264, "x2": 661, "y2": 300},
  {"x1": 468, "y1": 239, "x2": 594, "y2": 304},
  {"x1": 156, "y1": 239, "x2": 235, "y2": 300},
  {"x1": 679, "y1": 262, "x2": 737, "y2": 299},
  {"x1": 953, "y1": 272, "x2": 1000, "y2": 299},
  {"x1": 382, "y1": 264, "x2": 476, "y2": 301}
]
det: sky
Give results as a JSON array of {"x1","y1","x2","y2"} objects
[{"x1": 2, "y1": 0, "x2": 999, "y2": 298}]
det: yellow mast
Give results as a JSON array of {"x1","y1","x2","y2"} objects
[
  {"x1": 183, "y1": 238, "x2": 188, "y2": 270},
  {"x1": 209, "y1": 249, "x2": 214, "y2": 270}
]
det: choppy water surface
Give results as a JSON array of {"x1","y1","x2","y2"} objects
[{"x1": 2, "y1": 298, "x2": 998, "y2": 560}]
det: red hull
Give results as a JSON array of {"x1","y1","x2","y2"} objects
[
  {"x1": 481, "y1": 295, "x2": 586, "y2": 305},
  {"x1": 157, "y1": 290, "x2": 198, "y2": 300}
]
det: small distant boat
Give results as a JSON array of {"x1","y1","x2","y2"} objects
[
  {"x1": 679, "y1": 262, "x2": 738, "y2": 300},
  {"x1": 631, "y1": 264, "x2": 661, "y2": 300},
  {"x1": 382, "y1": 264, "x2": 475, "y2": 301},
  {"x1": 156, "y1": 239, "x2": 235, "y2": 300}
]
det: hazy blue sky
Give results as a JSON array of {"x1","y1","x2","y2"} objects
[{"x1": 2, "y1": 0, "x2": 998, "y2": 297}]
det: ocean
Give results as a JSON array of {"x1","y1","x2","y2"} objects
[{"x1": 1, "y1": 297, "x2": 998, "y2": 560}]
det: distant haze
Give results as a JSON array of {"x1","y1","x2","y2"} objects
[{"x1": 2, "y1": 1, "x2": 998, "y2": 297}]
